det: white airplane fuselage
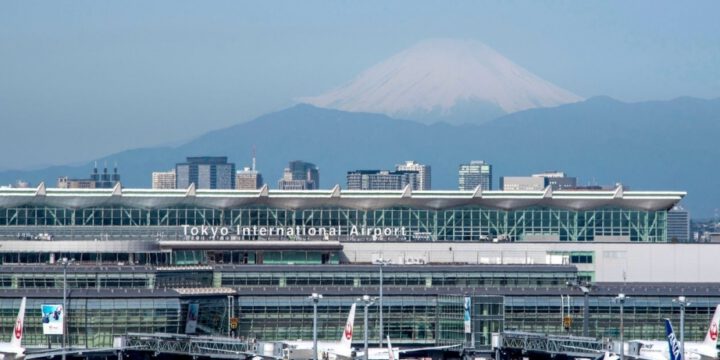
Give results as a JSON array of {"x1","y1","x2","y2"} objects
[
  {"x1": 284, "y1": 341, "x2": 355, "y2": 360},
  {"x1": 623, "y1": 305, "x2": 720, "y2": 360},
  {"x1": 283, "y1": 303, "x2": 357, "y2": 360},
  {"x1": 633, "y1": 341, "x2": 717, "y2": 360},
  {"x1": 0, "y1": 346, "x2": 25, "y2": 360}
]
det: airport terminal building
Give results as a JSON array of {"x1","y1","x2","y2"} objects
[{"x1": 0, "y1": 185, "x2": 718, "y2": 353}]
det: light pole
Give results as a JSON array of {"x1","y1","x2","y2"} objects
[
  {"x1": 61, "y1": 257, "x2": 74, "y2": 360},
  {"x1": 309, "y1": 293, "x2": 323, "y2": 360},
  {"x1": 613, "y1": 293, "x2": 627, "y2": 360},
  {"x1": 377, "y1": 258, "x2": 390, "y2": 347},
  {"x1": 673, "y1": 296, "x2": 690, "y2": 360},
  {"x1": 567, "y1": 280, "x2": 592, "y2": 337},
  {"x1": 359, "y1": 295, "x2": 376, "y2": 360},
  {"x1": 227, "y1": 295, "x2": 235, "y2": 337}
]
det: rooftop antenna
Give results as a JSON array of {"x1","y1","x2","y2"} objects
[{"x1": 252, "y1": 145, "x2": 257, "y2": 171}]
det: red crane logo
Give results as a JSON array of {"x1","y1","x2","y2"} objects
[{"x1": 14, "y1": 318, "x2": 22, "y2": 340}]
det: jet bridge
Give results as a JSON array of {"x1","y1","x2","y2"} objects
[
  {"x1": 117, "y1": 332, "x2": 285, "y2": 359},
  {"x1": 494, "y1": 331, "x2": 607, "y2": 359}
]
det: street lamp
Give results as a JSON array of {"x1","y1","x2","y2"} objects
[
  {"x1": 566, "y1": 280, "x2": 592, "y2": 337},
  {"x1": 376, "y1": 257, "x2": 391, "y2": 347},
  {"x1": 673, "y1": 296, "x2": 690, "y2": 360},
  {"x1": 613, "y1": 293, "x2": 628, "y2": 360},
  {"x1": 308, "y1": 293, "x2": 323, "y2": 360},
  {"x1": 61, "y1": 257, "x2": 75, "y2": 360},
  {"x1": 359, "y1": 295, "x2": 377, "y2": 360}
]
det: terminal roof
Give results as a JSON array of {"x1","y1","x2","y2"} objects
[{"x1": 0, "y1": 186, "x2": 685, "y2": 211}]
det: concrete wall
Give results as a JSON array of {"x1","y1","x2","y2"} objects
[{"x1": 341, "y1": 242, "x2": 720, "y2": 283}]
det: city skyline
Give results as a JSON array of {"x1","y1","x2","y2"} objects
[{"x1": 40, "y1": 155, "x2": 616, "y2": 193}]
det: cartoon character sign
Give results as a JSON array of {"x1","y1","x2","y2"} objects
[{"x1": 40, "y1": 304, "x2": 63, "y2": 335}]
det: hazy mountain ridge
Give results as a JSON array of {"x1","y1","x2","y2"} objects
[{"x1": 1, "y1": 96, "x2": 719, "y2": 216}]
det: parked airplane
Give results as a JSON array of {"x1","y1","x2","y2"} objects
[
  {"x1": 628, "y1": 305, "x2": 720, "y2": 360},
  {"x1": 0, "y1": 297, "x2": 26, "y2": 360},
  {"x1": 284, "y1": 303, "x2": 357, "y2": 360},
  {"x1": 358, "y1": 336, "x2": 460, "y2": 360}
]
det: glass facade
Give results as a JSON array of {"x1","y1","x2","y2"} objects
[
  {"x1": 237, "y1": 296, "x2": 463, "y2": 346},
  {"x1": 0, "y1": 266, "x2": 577, "y2": 290},
  {"x1": 0, "y1": 297, "x2": 180, "y2": 348},
  {"x1": 0, "y1": 206, "x2": 667, "y2": 242},
  {"x1": 471, "y1": 296, "x2": 504, "y2": 350},
  {"x1": 0, "y1": 271, "x2": 153, "y2": 289},
  {"x1": 504, "y1": 296, "x2": 720, "y2": 342},
  {"x1": 219, "y1": 268, "x2": 576, "y2": 288},
  {"x1": 1, "y1": 293, "x2": 719, "y2": 350},
  {"x1": 0, "y1": 268, "x2": 719, "y2": 351}
]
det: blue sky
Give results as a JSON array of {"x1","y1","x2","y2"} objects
[{"x1": 1, "y1": 1, "x2": 719, "y2": 169}]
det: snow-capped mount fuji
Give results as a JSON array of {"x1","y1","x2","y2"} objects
[{"x1": 301, "y1": 38, "x2": 583, "y2": 124}]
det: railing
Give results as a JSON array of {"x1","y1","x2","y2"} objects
[
  {"x1": 121, "y1": 332, "x2": 284, "y2": 359},
  {"x1": 499, "y1": 331, "x2": 605, "y2": 357},
  {"x1": 0, "y1": 226, "x2": 341, "y2": 242}
]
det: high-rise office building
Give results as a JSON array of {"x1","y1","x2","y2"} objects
[
  {"x1": 236, "y1": 168, "x2": 263, "y2": 190},
  {"x1": 152, "y1": 170, "x2": 176, "y2": 189},
  {"x1": 532, "y1": 172, "x2": 577, "y2": 190},
  {"x1": 667, "y1": 206, "x2": 690, "y2": 242},
  {"x1": 236, "y1": 148, "x2": 264, "y2": 190},
  {"x1": 458, "y1": 161, "x2": 492, "y2": 190},
  {"x1": 176, "y1": 157, "x2": 235, "y2": 189},
  {"x1": 500, "y1": 176, "x2": 545, "y2": 191},
  {"x1": 500, "y1": 172, "x2": 578, "y2": 191},
  {"x1": 278, "y1": 161, "x2": 319, "y2": 190},
  {"x1": 347, "y1": 170, "x2": 420, "y2": 190},
  {"x1": 395, "y1": 161, "x2": 431, "y2": 190},
  {"x1": 57, "y1": 177, "x2": 96, "y2": 189},
  {"x1": 58, "y1": 163, "x2": 120, "y2": 189}
]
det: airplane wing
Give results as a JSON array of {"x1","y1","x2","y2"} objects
[
  {"x1": 398, "y1": 344, "x2": 462, "y2": 354},
  {"x1": 560, "y1": 345, "x2": 655, "y2": 360},
  {"x1": 26, "y1": 351, "x2": 66, "y2": 359},
  {"x1": 357, "y1": 343, "x2": 460, "y2": 358},
  {"x1": 196, "y1": 346, "x2": 282, "y2": 360},
  {"x1": 25, "y1": 347, "x2": 120, "y2": 359}
]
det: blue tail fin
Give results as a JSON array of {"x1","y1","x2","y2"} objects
[{"x1": 665, "y1": 318, "x2": 683, "y2": 360}]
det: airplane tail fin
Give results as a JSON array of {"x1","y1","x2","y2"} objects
[
  {"x1": 703, "y1": 305, "x2": 720, "y2": 348},
  {"x1": 340, "y1": 303, "x2": 357, "y2": 348},
  {"x1": 387, "y1": 336, "x2": 395, "y2": 360},
  {"x1": 665, "y1": 318, "x2": 683, "y2": 360},
  {"x1": 10, "y1": 297, "x2": 26, "y2": 348}
]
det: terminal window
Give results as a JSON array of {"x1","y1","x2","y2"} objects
[{"x1": 569, "y1": 253, "x2": 593, "y2": 264}]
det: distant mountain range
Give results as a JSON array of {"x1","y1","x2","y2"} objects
[
  {"x1": 300, "y1": 38, "x2": 582, "y2": 124},
  {"x1": 1, "y1": 96, "x2": 718, "y2": 217}
]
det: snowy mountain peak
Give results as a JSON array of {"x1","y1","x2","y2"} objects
[{"x1": 300, "y1": 38, "x2": 583, "y2": 124}]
